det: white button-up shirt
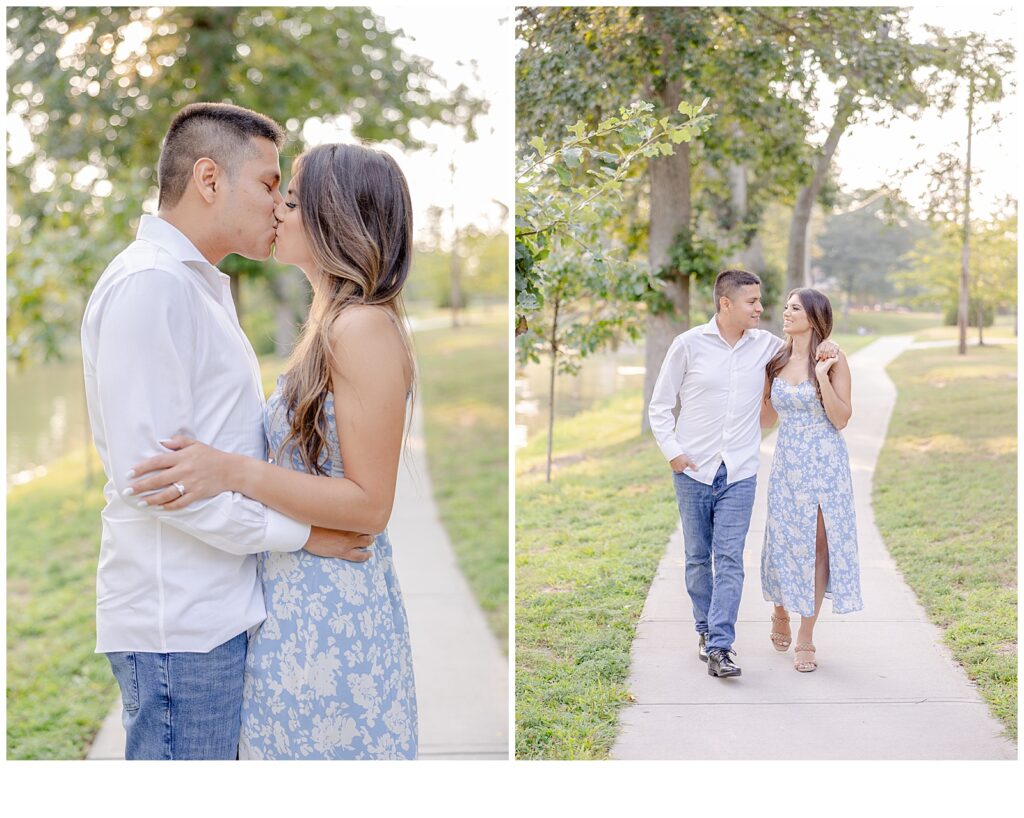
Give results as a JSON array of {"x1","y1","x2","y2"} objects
[
  {"x1": 82, "y1": 215, "x2": 310, "y2": 654},
  {"x1": 648, "y1": 316, "x2": 784, "y2": 485}
]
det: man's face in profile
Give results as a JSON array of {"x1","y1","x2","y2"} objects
[
  {"x1": 217, "y1": 137, "x2": 283, "y2": 260},
  {"x1": 723, "y1": 284, "x2": 763, "y2": 330}
]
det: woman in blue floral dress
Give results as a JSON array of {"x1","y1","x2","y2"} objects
[
  {"x1": 760, "y1": 288, "x2": 862, "y2": 672},
  {"x1": 126, "y1": 143, "x2": 418, "y2": 756}
]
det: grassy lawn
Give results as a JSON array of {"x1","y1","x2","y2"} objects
[
  {"x1": 873, "y1": 343, "x2": 1017, "y2": 739},
  {"x1": 833, "y1": 309, "x2": 943, "y2": 336},
  {"x1": 413, "y1": 314, "x2": 509, "y2": 647},
  {"x1": 7, "y1": 316, "x2": 508, "y2": 758},
  {"x1": 515, "y1": 391, "x2": 679, "y2": 759},
  {"x1": 910, "y1": 314, "x2": 1016, "y2": 342},
  {"x1": 6, "y1": 448, "x2": 114, "y2": 760}
]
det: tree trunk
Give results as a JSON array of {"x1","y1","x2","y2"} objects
[
  {"x1": 450, "y1": 231, "x2": 463, "y2": 328},
  {"x1": 727, "y1": 151, "x2": 748, "y2": 260},
  {"x1": 641, "y1": 76, "x2": 693, "y2": 434},
  {"x1": 269, "y1": 273, "x2": 302, "y2": 358},
  {"x1": 545, "y1": 296, "x2": 560, "y2": 483},
  {"x1": 725, "y1": 151, "x2": 776, "y2": 333},
  {"x1": 786, "y1": 95, "x2": 854, "y2": 294},
  {"x1": 977, "y1": 302, "x2": 984, "y2": 346},
  {"x1": 958, "y1": 77, "x2": 974, "y2": 356},
  {"x1": 449, "y1": 157, "x2": 462, "y2": 328}
]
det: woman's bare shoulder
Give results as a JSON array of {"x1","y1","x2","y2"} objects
[
  {"x1": 330, "y1": 303, "x2": 398, "y2": 337},
  {"x1": 328, "y1": 305, "x2": 409, "y2": 384}
]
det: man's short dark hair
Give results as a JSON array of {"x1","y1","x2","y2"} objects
[
  {"x1": 157, "y1": 102, "x2": 285, "y2": 209},
  {"x1": 713, "y1": 268, "x2": 761, "y2": 312}
]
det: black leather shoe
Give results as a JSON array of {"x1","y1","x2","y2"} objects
[
  {"x1": 707, "y1": 648, "x2": 742, "y2": 678},
  {"x1": 698, "y1": 633, "x2": 709, "y2": 662}
]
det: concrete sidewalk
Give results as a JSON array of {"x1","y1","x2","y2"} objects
[
  {"x1": 612, "y1": 336, "x2": 1016, "y2": 760},
  {"x1": 87, "y1": 404, "x2": 509, "y2": 760}
]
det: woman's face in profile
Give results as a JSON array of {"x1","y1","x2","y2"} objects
[
  {"x1": 782, "y1": 295, "x2": 810, "y2": 336},
  {"x1": 273, "y1": 174, "x2": 317, "y2": 281}
]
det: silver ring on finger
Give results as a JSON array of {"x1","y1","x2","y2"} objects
[{"x1": 173, "y1": 482, "x2": 186, "y2": 497}]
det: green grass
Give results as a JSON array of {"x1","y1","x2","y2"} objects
[
  {"x1": 7, "y1": 319, "x2": 509, "y2": 758},
  {"x1": 6, "y1": 448, "x2": 115, "y2": 760},
  {"x1": 830, "y1": 332, "x2": 879, "y2": 356},
  {"x1": 414, "y1": 315, "x2": 509, "y2": 647},
  {"x1": 515, "y1": 391, "x2": 679, "y2": 759},
  {"x1": 832, "y1": 309, "x2": 943, "y2": 336},
  {"x1": 873, "y1": 343, "x2": 1017, "y2": 739},
  {"x1": 830, "y1": 310, "x2": 944, "y2": 356},
  {"x1": 909, "y1": 315, "x2": 1016, "y2": 342}
]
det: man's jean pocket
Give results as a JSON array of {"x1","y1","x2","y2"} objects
[{"x1": 107, "y1": 651, "x2": 140, "y2": 712}]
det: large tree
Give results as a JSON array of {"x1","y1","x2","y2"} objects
[
  {"x1": 920, "y1": 27, "x2": 1016, "y2": 354},
  {"x1": 7, "y1": 6, "x2": 483, "y2": 364},
  {"x1": 517, "y1": 7, "x2": 810, "y2": 430},
  {"x1": 744, "y1": 8, "x2": 942, "y2": 295},
  {"x1": 516, "y1": 100, "x2": 712, "y2": 480}
]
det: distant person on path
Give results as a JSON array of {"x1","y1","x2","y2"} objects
[
  {"x1": 648, "y1": 270, "x2": 838, "y2": 678},
  {"x1": 760, "y1": 288, "x2": 863, "y2": 672},
  {"x1": 82, "y1": 103, "x2": 372, "y2": 760},
  {"x1": 127, "y1": 141, "x2": 420, "y2": 758}
]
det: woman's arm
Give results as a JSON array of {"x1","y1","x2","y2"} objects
[
  {"x1": 760, "y1": 374, "x2": 778, "y2": 429},
  {"x1": 128, "y1": 307, "x2": 410, "y2": 534},
  {"x1": 235, "y1": 306, "x2": 409, "y2": 532},
  {"x1": 815, "y1": 350, "x2": 852, "y2": 430}
]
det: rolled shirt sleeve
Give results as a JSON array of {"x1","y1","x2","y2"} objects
[{"x1": 93, "y1": 270, "x2": 309, "y2": 556}]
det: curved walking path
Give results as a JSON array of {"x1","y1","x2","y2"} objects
[
  {"x1": 87, "y1": 402, "x2": 509, "y2": 760},
  {"x1": 612, "y1": 336, "x2": 1016, "y2": 760}
]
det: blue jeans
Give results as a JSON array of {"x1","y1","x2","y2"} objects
[
  {"x1": 673, "y1": 463, "x2": 756, "y2": 653},
  {"x1": 105, "y1": 631, "x2": 247, "y2": 760}
]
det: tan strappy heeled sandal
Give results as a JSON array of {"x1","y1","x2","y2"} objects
[
  {"x1": 769, "y1": 613, "x2": 791, "y2": 651},
  {"x1": 794, "y1": 643, "x2": 817, "y2": 672}
]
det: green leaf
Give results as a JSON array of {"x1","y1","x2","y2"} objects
[
  {"x1": 669, "y1": 126, "x2": 692, "y2": 144},
  {"x1": 528, "y1": 135, "x2": 547, "y2": 156},
  {"x1": 567, "y1": 120, "x2": 588, "y2": 139}
]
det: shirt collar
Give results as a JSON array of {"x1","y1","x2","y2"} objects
[
  {"x1": 704, "y1": 314, "x2": 751, "y2": 347},
  {"x1": 136, "y1": 214, "x2": 227, "y2": 294}
]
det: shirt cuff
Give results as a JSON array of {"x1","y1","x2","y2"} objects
[
  {"x1": 260, "y1": 510, "x2": 310, "y2": 553},
  {"x1": 657, "y1": 440, "x2": 685, "y2": 463}
]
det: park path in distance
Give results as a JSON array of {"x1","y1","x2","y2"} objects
[
  {"x1": 612, "y1": 336, "x2": 1016, "y2": 760},
  {"x1": 87, "y1": 402, "x2": 509, "y2": 760}
]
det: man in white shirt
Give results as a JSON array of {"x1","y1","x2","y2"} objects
[
  {"x1": 648, "y1": 269, "x2": 836, "y2": 678},
  {"x1": 82, "y1": 103, "x2": 368, "y2": 759}
]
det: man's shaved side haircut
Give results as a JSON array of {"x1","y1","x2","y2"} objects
[
  {"x1": 157, "y1": 102, "x2": 285, "y2": 209},
  {"x1": 714, "y1": 268, "x2": 762, "y2": 312}
]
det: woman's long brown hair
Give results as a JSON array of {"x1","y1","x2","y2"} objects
[
  {"x1": 277, "y1": 143, "x2": 415, "y2": 474},
  {"x1": 764, "y1": 288, "x2": 834, "y2": 408}
]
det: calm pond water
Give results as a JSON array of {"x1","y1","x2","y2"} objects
[
  {"x1": 515, "y1": 343, "x2": 645, "y2": 450},
  {"x1": 7, "y1": 356, "x2": 95, "y2": 485}
]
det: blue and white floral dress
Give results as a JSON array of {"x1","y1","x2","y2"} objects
[
  {"x1": 239, "y1": 376, "x2": 418, "y2": 759},
  {"x1": 760, "y1": 378, "x2": 863, "y2": 617}
]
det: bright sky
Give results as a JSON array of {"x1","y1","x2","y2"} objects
[
  {"x1": 309, "y1": 6, "x2": 512, "y2": 243},
  {"x1": 830, "y1": 5, "x2": 1018, "y2": 219}
]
